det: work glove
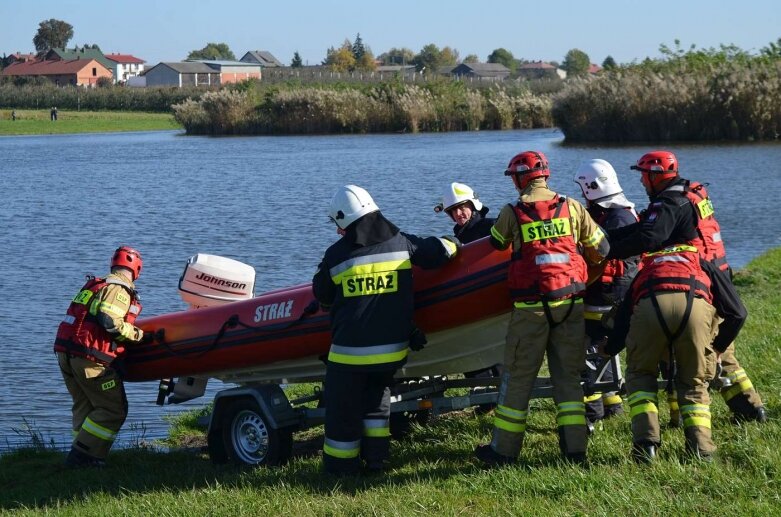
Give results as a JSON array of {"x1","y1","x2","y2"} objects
[
  {"x1": 439, "y1": 235, "x2": 461, "y2": 258},
  {"x1": 139, "y1": 328, "x2": 165, "y2": 345},
  {"x1": 408, "y1": 327, "x2": 428, "y2": 352},
  {"x1": 303, "y1": 300, "x2": 320, "y2": 316}
]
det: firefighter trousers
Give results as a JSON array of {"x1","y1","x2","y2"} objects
[
  {"x1": 322, "y1": 367, "x2": 394, "y2": 474},
  {"x1": 491, "y1": 302, "x2": 587, "y2": 459},
  {"x1": 625, "y1": 294, "x2": 717, "y2": 455},
  {"x1": 583, "y1": 328, "x2": 623, "y2": 423},
  {"x1": 57, "y1": 352, "x2": 128, "y2": 460},
  {"x1": 712, "y1": 312, "x2": 763, "y2": 414}
]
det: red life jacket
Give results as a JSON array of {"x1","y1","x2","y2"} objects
[
  {"x1": 683, "y1": 181, "x2": 729, "y2": 271},
  {"x1": 632, "y1": 245, "x2": 712, "y2": 306},
  {"x1": 54, "y1": 276, "x2": 142, "y2": 365},
  {"x1": 508, "y1": 196, "x2": 587, "y2": 302}
]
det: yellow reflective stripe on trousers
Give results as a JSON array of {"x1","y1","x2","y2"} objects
[
  {"x1": 494, "y1": 416, "x2": 526, "y2": 433},
  {"x1": 494, "y1": 404, "x2": 528, "y2": 433},
  {"x1": 603, "y1": 394, "x2": 623, "y2": 405},
  {"x1": 628, "y1": 391, "x2": 658, "y2": 405},
  {"x1": 584, "y1": 311, "x2": 604, "y2": 321},
  {"x1": 328, "y1": 342, "x2": 409, "y2": 366},
  {"x1": 557, "y1": 401, "x2": 586, "y2": 426},
  {"x1": 681, "y1": 404, "x2": 711, "y2": 429},
  {"x1": 584, "y1": 393, "x2": 602, "y2": 403},
  {"x1": 496, "y1": 404, "x2": 527, "y2": 420},
  {"x1": 514, "y1": 298, "x2": 583, "y2": 309},
  {"x1": 363, "y1": 419, "x2": 390, "y2": 438},
  {"x1": 629, "y1": 402, "x2": 659, "y2": 418},
  {"x1": 490, "y1": 225, "x2": 508, "y2": 246},
  {"x1": 82, "y1": 417, "x2": 116, "y2": 442},
  {"x1": 323, "y1": 438, "x2": 360, "y2": 459},
  {"x1": 722, "y1": 379, "x2": 754, "y2": 401}
]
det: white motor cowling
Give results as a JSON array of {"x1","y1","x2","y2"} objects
[{"x1": 178, "y1": 254, "x2": 256, "y2": 309}]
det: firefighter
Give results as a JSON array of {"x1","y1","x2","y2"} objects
[
  {"x1": 678, "y1": 178, "x2": 766, "y2": 423},
  {"x1": 573, "y1": 159, "x2": 640, "y2": 428},
  {"x1": 434, "y1": 182, "x2": 495, "y2": 244},
  {"x1": 435, "y1": 182, "x2": 500, "y2": 401},
  {"x1": 54, "y1": 246, "x2": 146, "y2": 467},
  {"x1": 474, "y1": 151, "x2": 609, "y2": 466},
  {"x1": 606, "y1": 151, "x2": 747, "y2": 462},
  {"x1": 313, "y1": 185, "x2": 458, "y2": 475}
]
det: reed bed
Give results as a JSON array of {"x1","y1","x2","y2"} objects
[
  {"x1": 552, "y1": 61, "x2": 781, "y2": 142},
  {"x1": 172, "y1": 82, "x2": 554, "y2": 135}
]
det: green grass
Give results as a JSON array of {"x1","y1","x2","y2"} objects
[
  {"x1": 2, "y1": 249, "x2": 780, "y2": 515},
  {"x1": 0, "y1": 109, "x2": 181, "y2": 135}
]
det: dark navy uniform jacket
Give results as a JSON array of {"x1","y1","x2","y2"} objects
[{"x1": 313, "y1": 211, "x2": 454, "y2": 371}]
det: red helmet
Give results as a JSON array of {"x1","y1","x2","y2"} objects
[
  {"x1": 630, "y1": 151, "x2": 678, "y2": 192},
  {"x1": 504, "y1": 151, "x2": 550, "y2": 189},
  {"x1": 111, "y1": 246, "x2": 143, "y2": 280}
]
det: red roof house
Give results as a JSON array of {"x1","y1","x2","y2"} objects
[{"x1": 1, "y1": 58, "x2": 113, "y2": 86}]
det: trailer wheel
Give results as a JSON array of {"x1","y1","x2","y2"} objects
[{"x1": 221, "y1": 399, "x2": 292, "y2": 466}]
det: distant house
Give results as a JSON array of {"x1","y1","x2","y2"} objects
[
  {"x1": 1, "y1": 58, "x2": 112, "y2": 86},
  {"x1": 240, "y1": 51, "x2": 283, "y2": 67},
  {"x1": 192, "y1": 60, "x2": 262, "y2": 83},
  {"x1": 145, "y1": 62, "x2": 220, "y2": 87},
  {"x1": 375, "y1": 65, "x2": 416, "y2": 74},
  {"x1": 144, "y1": 60, "x2": 261, "y2": 87},
  {"x1": 517, "y1": 61, "x2": 566, "y2": 80},
  {"x1": 45, "y1": 47, "x2": 115, "y2": 71},
  {"x1": 588, "y1": 63, "x2": 603, "y2": 74},
  {"x1": 451, "y1": 62, "x2": 510, "y2": 79},
  {"x1": 437, "y1": 65, "x2": 456, "y2": 76},
  {"x1": 5, "y1": 52, "x2": 36, "y2": 65},
  {"x1": 105, "y1": 53, "x2": 146, "y2": 83}
]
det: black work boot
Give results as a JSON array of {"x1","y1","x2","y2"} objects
[
  {"x1": 631, "y1": 442, "x2": 657, "y2": 464},
  {"x1": 563, "y1": 452, "x2": 588, "y2": 467},
  {"x1": 685, "y1": 443, "x2": 715, "y2": 463},
  {"x1": 474, "y1": 444, "x2": 516, "y2": 467},
  {"x1": 728, "y1": 396, "x2": 768, "y2": 424},
  {"x1": 64, "y1": 448, "x2": 106, "y2": 468}
]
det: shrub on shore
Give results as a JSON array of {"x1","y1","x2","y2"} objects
[
  {"x1": 173, "y1": 80, "x2": 554, "y2": 135},
  {"x1": 553, "y1": 49, "x2": 781, "y2": 142},
  {"x1": 0, "y1": 81, "x2": 207, "y2": 112}
]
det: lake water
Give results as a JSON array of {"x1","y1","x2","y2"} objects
[{"x1": 1, "y1": 128, "x2": 779, "y2": 451}]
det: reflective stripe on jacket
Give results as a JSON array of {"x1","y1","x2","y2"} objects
[
  {"x1": 313, "y1": 227, "x2": 453, "y2": 372},
  {"x1": 681, "y1": 181, "x2": 729, "y2": 271},
  {"x1": 631, "y1": 245, "x2": 712, "y2": 305},
  {"x1": 54, "y1": 275, "x2": 142, "y2": 365}
]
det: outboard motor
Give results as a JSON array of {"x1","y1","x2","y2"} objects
[
  {"x1": 158, "y1": 254, "x2": 257, "y2": 405},
  {"x1": 178, "y1": 254, "x2": 256, "y2": 309}
]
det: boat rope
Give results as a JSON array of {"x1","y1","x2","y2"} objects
[{"x1": 157, "y1": 300, "x2": 320, "y2": 359}]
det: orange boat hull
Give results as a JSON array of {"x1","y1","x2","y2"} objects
[{"x1": 124, "y1": 238, "x2": 511, "y2": 383}]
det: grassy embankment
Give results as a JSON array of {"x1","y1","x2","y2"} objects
[
  {"x1": 0, "y1": 109, "x2": 180, "y2": 135},
  {"x1": 1, "y1": 249, "x2": 779, "y2": 515}
]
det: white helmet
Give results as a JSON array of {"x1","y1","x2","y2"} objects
[
  {"x1": 574, "y1": 159, "x2": 624, "y2": 201},
  {"x1": 434, "y1": 182, "x2": 483, "y2": 214},
  {"x1": 328, "y1": 185, "x2": 379, "y2": 229}
]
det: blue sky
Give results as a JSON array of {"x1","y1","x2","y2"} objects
[{"x1": 3, "y1": 0, "x2": 780, "y2": 66}]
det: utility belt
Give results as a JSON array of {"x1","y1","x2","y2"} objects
[{"x1": 513, "y1": 297, "x2": 582, "y2": 328}]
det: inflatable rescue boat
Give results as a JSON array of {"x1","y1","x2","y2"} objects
[{"x1": 124, "y1": 238, "x2": 511, "y2": 386}]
